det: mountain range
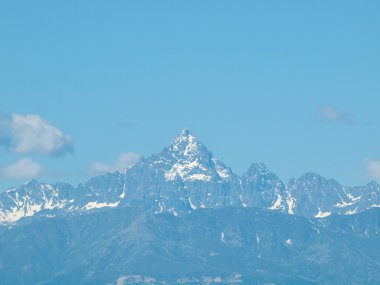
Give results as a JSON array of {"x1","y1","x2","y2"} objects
[
  {"x1": 1, "y1": 129, "x2": 379, "y2": 223},
  {"x1": 0, "y1": 129, "x2": 379, "y2": 284}
]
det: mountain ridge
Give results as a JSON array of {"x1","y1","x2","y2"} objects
[{"x1": 1, "y1": 129, "x2": 379, "y2": 224}]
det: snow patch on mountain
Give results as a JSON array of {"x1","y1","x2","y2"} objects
[
  {"x1": 165, "y1": 161, "x2": 212, "y2": 181},
  {"x1": 213, "y1": 158, "x2": 231, "y2": 180},
  {"x1": 220, "y1": 232, "x2": 225, "y2": 243},
  {"x1": 335, "y1": 200, "x2": 356, "y2": 208},
  {"x1": 188, "y1": 197, "x2": 197, "y2": 210},
  {"x1": 285, "y1": 238, "x2": 293, "y2": 246},
  {"x1": 345, "y1": 207, "x2": 359, "y2": 215},
  {"x1": 268, "y1": 194, "x2": 283, "y2": 210},
  {"x1": 286, "y1": 195, "x2": 296, "y2": 215},
  {"x1": 315, "y1": 208, "x2": 331, "y2": 218},
  {"x1": 347, "y1": 193, "x2": 361, "y2": 202},
  {"x1": 83, "y1": 201, "x2": 120, "y2": 210}
]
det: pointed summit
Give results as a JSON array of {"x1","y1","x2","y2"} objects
[
  {"x1": 24, "y1": 179, "x2": 39, "y2": 185},
  {"x1": 143, "y1": 129, "x2": 233, "y2": 182},
  {"x1": 172, "y1": 128, "x2": 195, "y2": 145},
  {"x1": 172, "y1": 128, "x2": 196, "y2": 144},
  {"x1": 247, "y1": 163, "x2": 270, "y2": 175},
  {"x1": 241, "y1": 162, "x2": 287, "y2": 211},
  {"x1": 179, "y1": 128, "x2": 191, "y2": 137},
  {"x1": 299, "y1": 172, "x2": 324, "y2": 181},
  {"x1": 295, "y1": 172, "x2": 341, "y2": 188},
  {"x1": 23, "y1": 179, "x2": 41, "y2": 189},
  {"x1": 168, "y1": 129, "x2": 210, "y2": 161}
]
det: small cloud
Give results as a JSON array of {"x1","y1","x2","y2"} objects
[
  {"x1": 318, "y1": 106, "x2": 355, "y2": 125},
  {"x1": 1, "y1": 158, "x2": 44, "y2": 180},
  {"x1": 89, "y1": 152, "x2": 140, "y2": 175},
  {"x1": 0, "y1": 113, "x2": 74, "y2": 156},
  {"x1": 365, "y1": 159, "x2": 380, "y2": 180}
]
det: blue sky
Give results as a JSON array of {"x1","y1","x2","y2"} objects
[{"x1": 1, "y1": 1, "x2": 380, "y2": 190}]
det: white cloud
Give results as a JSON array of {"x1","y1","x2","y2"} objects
[
  {"x1": 365, "y1": 159, "x2": 380, "y2": 180},
  {"x1": 1, "y1": 158, "x2": 44, "y2": 180},
  {"x1": 319, "y1": 106, "x2": 354, "y2": 124},
  {"x1": 0, "y1": 113, "x2": 74, "y2": 156},
  {"x1": 89, "y1": 152, "x2": 140, "y2": 175}
]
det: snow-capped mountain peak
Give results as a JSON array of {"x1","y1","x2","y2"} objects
[
  {"x1": 155, "y1": 129, "x2": 233, "y2": 182},
  {"x1": 168, "y1": 128, "x2": 209, "y2": 160}
]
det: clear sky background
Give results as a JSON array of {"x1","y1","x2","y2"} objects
[{"x1": 1, "y1": 1, "x2": 380, "y2": 190}]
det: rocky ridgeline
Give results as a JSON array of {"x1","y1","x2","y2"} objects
[{"x1": 1, "y1": 129, "x2": 379, "y2": 223}]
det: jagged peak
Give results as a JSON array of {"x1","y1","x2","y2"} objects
[
  {"x1": 168, "y1": 129, "x2": 211, "y2": 160},
  {"x1": 179, "y1": 128, "x2": 192, "y2": 137},
  {"x1": 294, "y1": 172, "x2": 328, "y2": 186},
  {"x1": 295, "y1": 172, "x2": 341, "y2": 187},
  {"x1": 171, "y1": 129, "x2": 197, "y2": 147},
  {"x1": 22, "y1": 179, "x2": 41, "y2": 188},
  {"x1": 299, "y1": 172, "x2": 324, "y2": 181},
  {"x1": 153, "y1": 129, "x2": 233, "y2": 182},
  {"x1": 245, "y1": 163, "x2": 271, "y2": 175}
]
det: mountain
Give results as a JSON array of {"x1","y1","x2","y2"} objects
[
  {"x1": 287, "y1": 173, "x2": 380, "y2": 218},
  {"x1": 0, "y1": 180, "x2": 75, "y2": 223},
  {"x1": 0, "y1": 172, "x2": 125, "y2": 223},
  {"x1": 121, "y1": 129, "x2": 241, "y2": 216},
  {"x1": 1, "y1": 129, "x2": 380, "y2": 224},
  {"x1": 0, "y1": 206, "x2": 379, "y2": 284},
  {"x1": 240, "y1": 163, "x2": 288, "y2": 211},
  {"x1": 0, "y1": 129, "x2": 380, "y2": 284}
]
